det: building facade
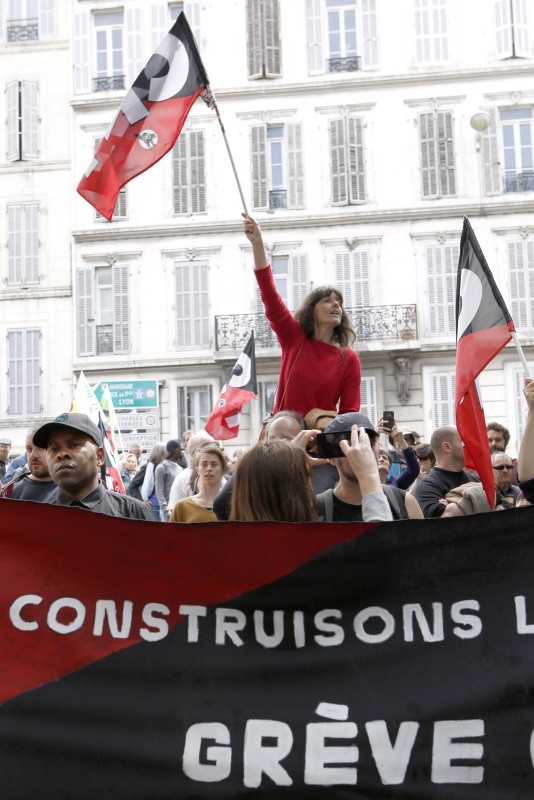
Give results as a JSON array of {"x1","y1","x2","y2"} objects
[{"x1": 1, "y1": 0, "x2": 534, "y2": 455}]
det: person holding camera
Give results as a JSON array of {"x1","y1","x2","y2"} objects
[{"x1": 243, "y1": 215, "x2": 361, "y2": 419}]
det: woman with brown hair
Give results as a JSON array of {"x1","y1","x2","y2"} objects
[
  {"x1": 169, "y1": 443, "x2": 228, "y2": 523},
  {"x1": 243, "y1": 215, "x2": 361, "y2": 418},
  {"x1": 230, "y1": 439, "x2": 318, "y2": 523}
]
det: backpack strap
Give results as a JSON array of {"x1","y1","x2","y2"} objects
[
  {"x1": 382, "y1": 484, "x2": 408, "y2": 519},
  {"x1": 316, "y1": 488, "x2": 334, "y2": 522}
]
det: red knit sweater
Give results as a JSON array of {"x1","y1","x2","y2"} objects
[{"x1": 255, "y1": 266, "x2": 361, "y2": 416}]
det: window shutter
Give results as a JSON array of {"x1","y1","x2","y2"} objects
[
  {"x1": 7, "y1": 205, "x2": 23, "y2": 285},
  {"x1": 190, "y1": 130, "x2": 206, "y2": 213},
  {"x1": 112, "y1": 263, "x2": 131, "y2": 353},
  {"x1": 7, "y1": 331, "x2": 23, "y2": 415},
  {"x1": 360, "y1": 0, "x2": 378, "y2": 69},
  {"x1": 507, "y1": 240, "x2": 529, "y2": 329},
  {"x1": 414, "y1": 0, "x2": 430, "y2": 62},
  {"x1": 24, "y1": 203, "x2": 39, "y2": 284},
  {"x1": 151, "y1": 2, "x2": 168, "y2": 51},
  {"x1": 287, "y1": 122, "x2": 304, "y2": 209},
  {"x1": 7, "y1": 329, "x2": 41, "y2": 416},
  {"x1": 247, "y1": 0, "x2": 263, "y2": 79},
  {"x1": 415, "y1": 0, "x2": 448, "y2": 62},
  {"x1": 360, "y1": 376, "x2": 377, "y2": 425},
  {"x1": 419, "y1": 111, "x2": 438, "y2": 199},
  {"x1": 73, "y1": 10, "x2": 91, "y2": 93},
  {"x1": 481, "y1": 107, "x2": 500, "y2": 195},
  {"x1": 436, "y1": 110, "x2": 456, "y2": 196},
  {"x1": 352, "y1": 249, "x2": 371, "y2": 306},
  {"x1": 0, "y1": 3, "x2": 3, "y2": 43},
  {"x1": 250, "y1": 124, "x2": 268, "y2": 210},
  {"x1": 6, "y1": 81, "x2": 19, "y2": 162},
  {"x1": 264, "y1": 0, "x2": 282, "y2": 77},
  {"x1": 425, "y1": 243, "x2": 458, "y2": 335},
  {"x1": 306, "y1": 0, "x2": 323, "y2": 73},
  {"x1": 432, "y1": 372, "x2": 455, "y2": 428},
  {"x1": 175, "y1": 261, "x2": 210, "y2": 348},
  {"x1": 290, "y1": 253, "x2": 309, "y2": 310},
  {"x1": 329, "y1": 118, "x2": 348, "y2": 205},
  {"x1": 494, "y1": 0, "x2": 513, "y2": 57},
  {"x1": 348, "y1": 116, "x2": 366, "y2": 203},
  {"x1": 173, "y1": 136, "x2": 188, "y2": 214},
  {"x1": 113, "y1": 188, "x2": 128, "y2": 219},
  {"x1": 335, "y1": 250, "x2": 352, "y2": 301},
  {"x1": 184, "y1": 0, "x2": 202, "y2": 50},
  {"x1": 512, "y1": 0, "x2": 530, "y2": 56},
  {"x1": 77, "y1": 266, "x2": 96, "y2": 357},
  {"x1": 126, "y1": 6, "x2": 144, "y2": 85},
  {"x1": 21, "y1": 81, "x2": 39, "y2": 160},
  {"x1": 39, "y1": 0, "x2": 55, "y2": 39},
  {"x1": 26, "y1": 330, "x2": 41, "y2": 414},
  {"x1": 513, "y1": 365, "x2": 527, "y2": 443}
]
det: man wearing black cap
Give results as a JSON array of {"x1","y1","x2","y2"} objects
[
  {"x1": 33, "y1": 413, "x2": 153, "y2": 521},
  {"x1": 155, "y1": 439, "x2": 184, "y2": 521},
  {"x1": 316, "y1": 412, "x2": 423, "y2": 522}
]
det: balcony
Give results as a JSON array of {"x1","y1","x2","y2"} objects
[
  {"x1": 92, "y1": 75, "x2": 126, "y2": 92},
  {"x1": 96, "y1": 325, "x2": 113, "y2": 355},
  {"x1": 7, "y1": 18, "x2": 38, "y2": 41},
  {"x1": 215, "y1": 304, "x2": 418, "y2": 351},
  {"x1": 504, "y1": 171, "x2": 534, "y2": 193},
  {"x1": 269, "y1": 189, "x2": 287, "y2": 210},
  {"x1": 327, "y1": 55, "x2": 361, "y2": 73}
]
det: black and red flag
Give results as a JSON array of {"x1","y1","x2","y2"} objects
[
  {"x1": 77, "y1": 13, "x2": 213, "y2": 220},
  {"x1": 205, "y1": 332, "x2": 257, "y2": 440},
  {"x1": 455, "y1": 217, "x2": 515, "y2": 507}
]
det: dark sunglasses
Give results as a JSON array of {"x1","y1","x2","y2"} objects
[{"x1": 493, "y1": 464, "x2": 513, "y2": 471}]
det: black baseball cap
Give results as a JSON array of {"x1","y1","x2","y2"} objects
[
  {"x1": 324, "y1": 412, "x2": 377, "y2": 436},
  {"x1": 33, "y1": 412, "x2": 104, "y2": 448}
]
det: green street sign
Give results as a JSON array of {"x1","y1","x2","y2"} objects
[{"x1": 94, "y1": 380, "x2": 159, "y2": 409}]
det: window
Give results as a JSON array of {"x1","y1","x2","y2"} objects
[
  {"x1": 257, "y1": 380, "x2": 277, "y2": 424},
  {"x1": 360, "y1": 375, "x2": 377, "y2": 426},
  {"x1": 250, "y1": 122, "x2": 304, "y2": 210},
  {"x1": 431, "y1": 371, "x2": 455, "y2": 428},
  {"x1": 507, "y1": 238, "x2": 534, "y2": 331},
  {"x1": 7, "y1": 202, "x2": 39, "y2": 286},
  {"x1": 481, "y1": 107, "x2": 534, "y2": 194},
  {"x1": 174, "y1": 260, "x2": 210, "y2": 349},
  {"x1": 7, "y1": 329, "x2": 41, "y2": 415},
  {"x1": 150, "y1": 1, "x2": 202, "y2": 52},
  {"x1": 247, "y1": 0, "x2": 281, "y2": 79},
  {"x1": 334, "y1": 248, "x2": 372, "y2": 307},
  {"x1": 93, "y1": 11, "x2": 124, "y2": 91},
  {"x1": 418, "y1": 110, "x2": 456, "y2": 198},
  {"x1": 329, "y1": 116, "x2": 366, "y2": 205},
  {"x1": 6, "y1": 81, "x2": 39, "y2": 161},
  {"x1": 177, "y1": 385, "x2": 212, "y2": 432},
  {"x1": 172, "y1": 130, "x2": 206, "y2": 214},
  {"x1": 76, "y1": 262, "x2": 130, "y2": 357},
  {"x1": 306, "y1": 0, "x2": 378, "y2": 73},
  {"x1": 425, "y1": 242, "x2": 459, "y2": 336},
  {"x1": 6, "y1": 0, "x2": 54, "y2": 42},
  {"x1": 255, "y1": 253, "x2": 309, "y2": 312},
  {"x1": 414, "y1": 0, "x2": 449, "y2": 63},
  {"x1": 495, "y1": 0, "x2": 531, "y2": 59}
]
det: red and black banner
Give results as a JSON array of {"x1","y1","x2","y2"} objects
[{"x1": 1, "y1": 499, "x2": 534, "y2": 797}]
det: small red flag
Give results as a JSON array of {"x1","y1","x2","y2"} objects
[
  {"x1": 205, "y1": 333, "x2": 257, "y2": 440},
  {"x1": 455, "y1": 217, "x2": 515, "y2": 508},
  {"x1": 77, "y1": 13, "x2": 212, "y2": 220}
]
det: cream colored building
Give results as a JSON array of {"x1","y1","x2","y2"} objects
[{"x1": 1, "y1": 0, "x2": 533, "y2": 456}]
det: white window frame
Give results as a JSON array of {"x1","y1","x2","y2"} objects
[
  {"x1": 247, "y1": 0, "x2": 282, "y2": 80},
  {"x1": 93, "y1": 10, "x2": 125, "y2": 90},
  {"x1": 306, "y1": 0, "x2": 378, "y2": 74},
  {"x1": 333, "y1": 246, "x2": 372, "y2": 307},
  {"x1": 6, "y1": 202, "x2": 39, "y2": 287},
  {"x1": 7, "y1": 328, "x2": 41, "y2": 416},
  {"x1": 177, "y1": 383, "x2": 213, "y2": 433},
  {"x1": 500, "y1": 107, "x2": 534, "y2": 193},
  {"x1": 257, "y1": 379, "x2": 278, "y2": 424},
  {"x1": 255, "y1": 252, "x2": 309, "y2": 313},
  {"x1": 174, "y1": 259, "x2": 210, "y2": 349},
  {"x1": 424, "y1": 241, "x2": 459, "y2": 337},
  {"x1": 76, "y1": 261, "x2": 131, "y2": 357},
  {"x1": 6, "y1": 80, "x2": 39, "y2": 161},
  {"x1": 250, "y1": 122, "x2": 304, "y2": 211},
  {"x1": 172, "y1": 129, "x2": 206, "y2": 215},
  {"x1": 418, "y1": 110, "x2": 456, "y2": 199},
  {"x1": 414, "y1": 0, "x2": 449, "y2": 64},
  {"x1": 151, "y1": 1, "x2": 202, "y2": 53},
  {"x1": 506, "y1": 237, "x2": 534, "y2": 331}
]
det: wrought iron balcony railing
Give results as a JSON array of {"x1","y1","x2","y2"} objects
[
  {"x1": 327, "y1": 55, "x2": 361, "y2": 73},
  {"x1": 269, "y1": 189, "x2": 287, "y2": 210},
  {"x1": 96, "y1": 324, "x2": 113, "y2": 355},
  {"x1": 7, "y1": 18, "x2": 38, "y2": 41},
  {"x1": 92, "y1": 75, "x2": 126, "y2": 92},
  {"x1": 215, "y1": 304, "x2": 417, "y2": 351},
  {"x1": 504, "y1": 171, "x2": 534, "y2": 193}
]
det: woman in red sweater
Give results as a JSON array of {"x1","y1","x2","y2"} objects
[{"x1": 243, "y1": 215, "x2": 361, "y2": 417}]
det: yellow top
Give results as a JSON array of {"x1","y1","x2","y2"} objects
[{"x1": 169, "y1": 496, "x2": 218, "y2": 523}]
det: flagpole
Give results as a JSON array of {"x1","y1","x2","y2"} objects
[
  {"x1": 511, "y1": 331, "x2": 532, "y2": 376},
  {"x1": 205, "y1": 85, "x2": 249, "y2": 218}
]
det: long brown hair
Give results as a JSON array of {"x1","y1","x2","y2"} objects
[
  {"x1": 294, "y1": 286, "x2": 356, "y2": 347},
  {"x1": 230, "y1": 440, "x2": 318, "y2": 523}
]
